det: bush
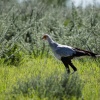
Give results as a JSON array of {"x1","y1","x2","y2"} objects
[
  {"x1": 11, "y1": 71, "x2": 83, "y2": 99},
  {"x1": 0, "y1": 0, "x2": 99, "y2": 60},
  {"x1": 1, "y1": 44, "x2": 23, "y2": 66}
]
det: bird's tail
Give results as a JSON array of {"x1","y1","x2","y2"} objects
[
  {"x1": 96, "y1": 55, "x2": 100, "y2": 57},
  {"x1": 74, "y1": 48, "x2": 98, "y2": 58}
]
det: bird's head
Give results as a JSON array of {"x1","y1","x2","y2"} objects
[{"x1": 42, "y1": 34, "x2": 50, "y2": 40}]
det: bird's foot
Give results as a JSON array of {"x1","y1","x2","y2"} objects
[{"x1": 67, "y1": 69, "x2": 70, "y2": 74}]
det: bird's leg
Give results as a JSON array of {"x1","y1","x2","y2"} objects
[
  {"x1": 61, "y1": 57, "x2": 70, "y2": 73},
  {"x1": 64, "y1": 64, "x2": 70, "y2": 73},
  {"x1": 69, "y1": 61, "x2": 77, "y2": 72},
  {"x1": 67, "y1": 66, "x2": 70, "y2": 73}
]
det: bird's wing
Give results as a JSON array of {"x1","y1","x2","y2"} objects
[{"x1": 55, "y1": 45, "x2": 75, "y2": 57}]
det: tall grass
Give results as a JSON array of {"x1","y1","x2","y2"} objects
[
  {"x1": 0, "y1": 0, "x2": 100, "y2": 100},
  {"x1": 0, "y1": 57, "x2": 99, "y2": 100}
]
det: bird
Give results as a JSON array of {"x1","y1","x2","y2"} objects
[{"x1": 42, "y1": 34, "x2": 99, "y2": 73}]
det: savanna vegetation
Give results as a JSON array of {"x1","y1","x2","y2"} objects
[{"x1": 0, "y1": 0, "x2": 100, "y2": 100}]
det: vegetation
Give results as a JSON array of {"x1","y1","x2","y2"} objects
[
  {"x1": 0, "y1": 0, "x2": 100, "y2": 100},
  {"x1": 0, "y1": 57, "x2": 100, "y2": 100}
]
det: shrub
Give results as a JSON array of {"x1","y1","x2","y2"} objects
[{"x1": 11, "y1": 71, "x2": 83, "y2": 99}]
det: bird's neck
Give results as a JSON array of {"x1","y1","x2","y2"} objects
[
  {"x1": 47, "y1": 37, "x2": 54, "y2": 45},
  {"x1": 47, "y1": 37, "x2": 58, "y2": 50}
]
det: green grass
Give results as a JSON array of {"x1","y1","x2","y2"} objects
[
  {"x1": 0, "y1": 1, "x2": 100, "y2": 100},
  {"x1": 0, "y1": 56, "x2": 100, "y2": 100}
]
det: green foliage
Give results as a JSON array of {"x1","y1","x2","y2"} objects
[
  {"x1": 0, "y1": 0, "x2": 100, "y2": 100},
  {"x1": 37, "y1": 0, "x2": 68, "y2": 6},
  {"x1": 0, "y1": 0, "x2": 100, "y2": 61},
  {"x1": 12, "y1": 72, "x2": 82, "y2": 99},
  {"x1": 0, "y1": 57, "x2": 99, "y2": 100},
  {"x1": 1, "y1": 44, "x2": 23, "y2": 66}
]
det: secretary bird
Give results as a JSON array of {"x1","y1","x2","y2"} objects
[{"x1": 42, "y1": 34, "x2": 99, "y2": 73}]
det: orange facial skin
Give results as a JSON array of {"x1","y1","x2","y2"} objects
[{"x1": 42, "y1": 35, "x2": 48, "y2": 40}]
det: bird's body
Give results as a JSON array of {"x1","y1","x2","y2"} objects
[
  {"x1": 42, "y1": 34, "x2": 99, "y2": 73},
  {"x1": 44, "y1": 35, "x2": 76, "y2": 59},
  {"x1": 51, "y1": 44, "x2": 75, "y2": 60}
]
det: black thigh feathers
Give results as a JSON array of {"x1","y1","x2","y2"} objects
[{"x1": 61, "y1": 57, "x2": 77, "y2": 73}]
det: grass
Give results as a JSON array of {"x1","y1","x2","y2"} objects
[
  {"x1": 0, "y1": 1, "x2": 100, "y2": 100},
  {"x1": 0, "y1": 56, "x2": 100, "y2": 100}
]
